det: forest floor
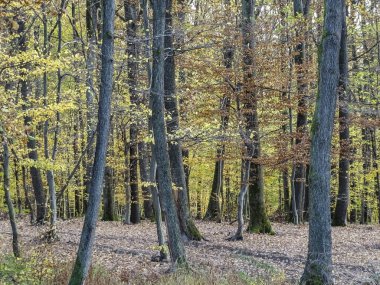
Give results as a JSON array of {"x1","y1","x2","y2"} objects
[{"x1": 1, "y1": 217, "x2": 380, "y2": 284}]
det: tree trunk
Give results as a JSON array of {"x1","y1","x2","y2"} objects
[
  {"x1": 300, "y1": 0, "x2": 342, "y2": 283},
  {"x1": 84, "y1": 0, "x2": 99, "y2": 213},
  {"x1": 241, "y1": 0, "x2": 272, "y2": 234},
  {"x1": 2, "y1": 133, "x2": 21, "y2": 258},
  {"x1": 138, "y1": 141, "x2": 154, "y2": 219},
  {"x1": 125, "y1": 0, "x2": 141, "y2": 224},
  {"x1": 17, "y1": 18, "x2": 46, "y2": 225},
  {"x1": 333, "y1": 4, "x2": 350, "y2": 227},
  {"x1": 69, "y1": 0, "x2": 115, "y2": 283},
  {"x1": 291, "y1": 0, "x2": 310, "y2": 225},
  {"x1": 164, "y1": 0, "x2": 202, "y2": 241},
  {"x1": 122, "y1": 129, "x2": 131, "y2": 224},
  {"x1": 151, "y1": 0, "x2": 187, "y2": 266},
  {"x1": 102, "y1": 166, "x2": 116, "y2": 221}
]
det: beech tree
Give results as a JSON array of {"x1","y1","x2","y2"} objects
[
  {"x1": 301, "y1": 0, "x2": 343, "y2": 283},
  {"x1": 151, "y1": 0, "x2": 187, "y2": 266},
  {"x1": 69, "y1": 0, "x2": 115, "y2": 282}
]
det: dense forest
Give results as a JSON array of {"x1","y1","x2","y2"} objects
[{"x1": 1, "y1": 0, "x2": 380, "y2": 284}]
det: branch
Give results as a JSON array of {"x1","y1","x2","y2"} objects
[{"x1": 56, "y1": 129, "x2": 96, "y2": 203}]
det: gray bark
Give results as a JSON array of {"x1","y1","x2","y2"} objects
[
  {"x1": 240, "y1": 0, "x2": 272, "y2": 234},
  {"x1": 69, "y1": 0, "x2": 115, "y2": 283},
  {"x1": 291, "y1": 0, "x2": 310, "y2": 224},
  {"x1": 300, "y1": 0, "x2": 342, "y2": 283},
  {"x1": 2, "y1": 131, "x2": 21, "y2": 258},
  {"x1": 164, "y1": 0, "x2": 202, "y2": 241},
  {"x1": 84, "y1": 0, "x2": 99, "y2": 212},
  {"x1": 125, "y1": 0, "x2": 141, "y2": 224},
  {"x1": 333, "y1": 3, "x2": 350, "y2": 227},
  {"x1": 17, "y1": 18, "x2": 46, "y2": 224},
  {"x1": 151, "y1": 0, "x2": 187, "y2": 266}
]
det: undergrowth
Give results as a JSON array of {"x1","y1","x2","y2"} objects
[{"x1": 0, "y1": 254, "x2": 288, "y2": 285}]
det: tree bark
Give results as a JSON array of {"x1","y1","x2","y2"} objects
[
  {"x1": 164, "y1": 0, "x2": 202, "y2": 240},
  {"x1": 300, "y1": 0, "x2": 342, "y2": 283},
  {"x1": 125, "y1": 0, "x2": 141, "y2": 224},
  {"x1": 151, "y1": 0, "x2": 187, "y2": 266},
  {"x1": 291, "y1": 0, "x2": 310, "y2": 224},
  {"x1": 84, "y1": 0, "x2": 99, "y2": 213},
  {"x1": 2, "y1": 132, "x2": 21, "y2": 258},
  {"x1": 241, "y1": 0, "x2": 272, "y2": 234},
  {"x1": 17, "y1": 18, "x2": 46, "y2": 225},
  {"x1": 69, "y1": 0, "x2": 115, "y2": 283},
  {"x1": 333, "y1": 4, "x2": 350, "y2": 227}
]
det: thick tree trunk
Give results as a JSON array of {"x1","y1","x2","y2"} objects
[
  {"x1": 69, "y1": 1, "x2": 115, "y2": 283},
  {"x1": 241, "y1": 0, "x2": 272, "y2": 234},
  {"x1": 300, "y1": 0, "x2": 342, "y2": 283},
  {"x1": 151, "y1": 0, "x2": 187, "y2": 266},
  {"x1": 333, "y1": 5, "x2": 350, "y2": 227},
  {"x1": 164, "y1": 0, "x2": 202, "y2": 241}
]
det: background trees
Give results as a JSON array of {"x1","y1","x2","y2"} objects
[{"x1": 1, "y1": 0, "x2": 380, "y2": 282}]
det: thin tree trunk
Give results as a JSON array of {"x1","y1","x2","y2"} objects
[
  {"x1": 84, "y1": 0, "x2": 99, "y2": 213},
  {"x1": 291, "y1": 0, "x2": 310, "y2": 224},
  {"x1": 22, "y1": 166, "x2": 34, "y2": 223},
  {"x1": 18, "y1": 18, "x2": 46, "y2": 225},
  {"x1": 300, "y1": 0, "x2": 342, "y2": 282},
  {"x1": 241, "y1": 0, "x2": 272, "y2": 234},
  {"x1": 2, "y1": 133, "x2": 21, "y2": 258},
  {"x1": 125, "y1": 0, "x2": 141, "y2": 224},
  {"x1": 164, "y1": 0, "x2": 202, "y2": 240},
  {"x1": 122, "y1": 129, "x2": 131, "y2": 224},
  {"x1": 333, "y1": 4, "x2": 350, "y2": 227},
  {"x1": 151, "y1": 0, "x2": 187, "y2": 266},
  {"x1": 69, "y1": 0, "x2": 115, "y2": 282}
]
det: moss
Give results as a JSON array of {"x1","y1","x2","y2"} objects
[{"x1": 185, "y1": 219, "x2": 202, "y2": 241}]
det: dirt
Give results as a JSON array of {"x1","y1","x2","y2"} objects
[{"x1": 1, "y1": 218, "x2": 379, "y2": 284}]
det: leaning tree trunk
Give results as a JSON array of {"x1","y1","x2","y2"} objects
[
  {"x1": 241, "y1": 0, "x2": 272, "y2": 234},
  {"x1": 333, "y1": 4, "x2": 350, "y2": 227},
  {"x1": 69, "y1": 1, "x2": 115, "y2": 283},
  {"x1": 1, "y1": 131, "x2": 21, "y2": 258},
  {"x1": 164, "y1": 0, "x2": 202, "y2": 241},
  {"x1": 300, "y1": 0, "x2": 342, "y2": 283},
  {"x1": 151, "y1": 0, "x2": 187, "y2": 266}
]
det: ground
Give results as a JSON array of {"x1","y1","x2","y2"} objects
[{"x1": 1, "y1": 217, "x2": 380, "y2": 284}]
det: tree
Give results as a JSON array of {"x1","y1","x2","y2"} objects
[
  {"x1": 125, "y1": 0, "x2": 141, "y2": 224},
  {"x1": 69, "y1": 0, "x2": 115, "y2": 282},
  {"x1": 164, "y1": 0, "x2": 202, "y2": 241},
  {"x1": 1, "y1": 127, "x2": 21, "y2": 258},
  {"x1": 17, "y1": 17, "x2": 46, "y2": 224},
  {"x1": 291, "y1": 0, "x2": 310, "y2": 224},
  {"x1": 333, "y1": 2, "x2": 349, "y2": 227},
  {"x1": 151, "y1": 0, "x2": 187, "y2": 266},
  {"x1": 300, "y1": 0, "x2": 343, "y2": 283},
  {"x1": 241, "y1": 0, "x2": 272, "y2": 234}
]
